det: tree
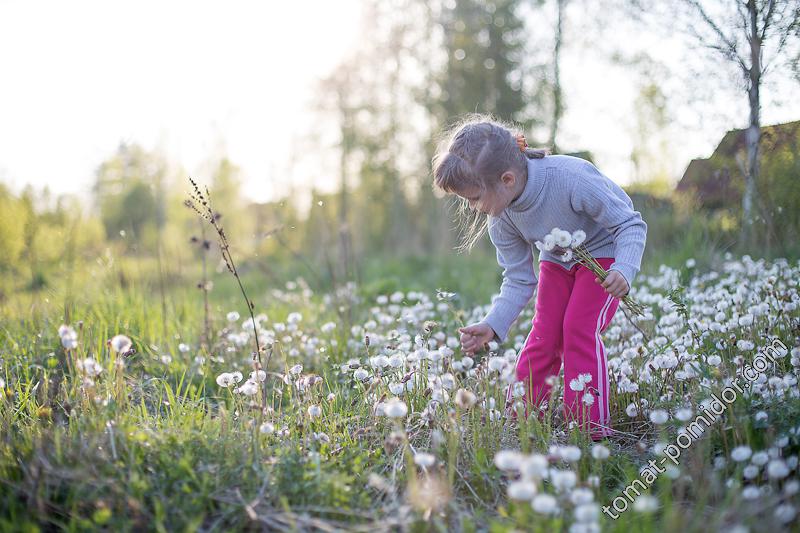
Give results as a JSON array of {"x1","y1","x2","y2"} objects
[
  {"x1": 679, "y1": 0, "x2": 800, "y2": 248},
  {"x1": 549, "y1": 0, "x2": 567, "y2": 151},
  {"x1": 93, "y1": 142, "x2": 164, "y2": 248},
  {"x1": 434, "y1": 0, "x2": 541, "y2": 128}
]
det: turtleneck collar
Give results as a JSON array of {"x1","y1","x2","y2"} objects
[{"x1": 506, "y1": 156, "x2": 545, "y2": 213}]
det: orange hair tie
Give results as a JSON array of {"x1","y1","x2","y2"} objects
[{"x1": 515, "y1": 134, "x2": 528, "y2": 152}]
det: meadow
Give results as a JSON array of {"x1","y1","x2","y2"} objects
[{"x1": 1, "y1": 235, "x2": 799, "y2": 532}]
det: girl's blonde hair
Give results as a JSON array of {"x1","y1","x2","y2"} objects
[{"x1": 431, "y1": 113, "x2": 548, "y2": 252}]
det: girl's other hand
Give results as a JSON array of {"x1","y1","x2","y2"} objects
[
  {"x1": 458, "y1": 323, "x2": 496, "y2": 356},
  {"x1": 596, "y1": 270, "x2": 629, "y2": 298}
]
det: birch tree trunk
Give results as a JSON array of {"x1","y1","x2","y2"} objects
[{"x1": 742, "y1": 0, "x2": 761, "y2": 250}]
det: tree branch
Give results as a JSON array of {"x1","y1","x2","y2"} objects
[
  {"x1": 759, "y1": 0, "x2": 777, "y2": 42},
  {"x1": 685, "y1": 0, "x2": 750, "y2": 72}
]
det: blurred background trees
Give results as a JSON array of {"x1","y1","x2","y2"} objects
[{"x1": 1, "y1": 0, "x2": 799, "y2": 304}]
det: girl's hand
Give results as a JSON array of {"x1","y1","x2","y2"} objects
[
  {"x1": 458, "y1": 323, "x2": 496, "y2": 356},
  {"x1": 596, "y1": 270, "x2": 629, "y2": 298}
]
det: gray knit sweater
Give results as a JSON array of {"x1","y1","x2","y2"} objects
[{"x1": 482, "y1": 154, "x2": 647, "y2": 343}]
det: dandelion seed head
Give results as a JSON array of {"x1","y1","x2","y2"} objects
[
  {"x1": 531, "y1": 493, "x2": 559, "y2": 514},
  {"x1": 591, "y1": 444, "x2": 610, "y2": 460},
  {"x1": 494, "y1": 450, "x2": 524, "y2": 472},
  {"x1": 649, "y1": 409, "x2": 669, "y2": 425},
  {"x1": 414, "y1": 452, "x2": 436, "y2": 468},
  {"x1": 216, "y1": 372, "x2": 235, "y2": 387},
  {"x1": 110, "y1": 335, "x2": 132, "y2": 354},
  {"x1": 383, "y1": 398, "x2": 408, "y2": 418},
  {"x1": 731, "y1": 446, "x2": 752, "y2": 462},
  {"x1": 507, "y1": 480, "x2": 537, "y2": 501}
]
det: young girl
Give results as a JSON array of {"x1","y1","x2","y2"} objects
[{"x1": 431, "y1": 115, "x2": 647, "y2": 440}]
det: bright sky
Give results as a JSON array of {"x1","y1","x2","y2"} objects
[
  {"x1": 0, "y1": 0, "x2": 362, "y2": 204},
  {"x1": 1, "y1": 0, "x2": 798, "y2": 206}
]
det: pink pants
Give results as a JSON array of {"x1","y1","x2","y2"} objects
[{"x1": 506, "y1": 258, "x2": 620, "y2": 438}]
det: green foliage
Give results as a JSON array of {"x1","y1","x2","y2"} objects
[
  {"x1": 93, "y1": 143, "x2": 165, "y2": 247},
  {"x1": 0, "y1": 185, "x2": 28, "y2": 271}
]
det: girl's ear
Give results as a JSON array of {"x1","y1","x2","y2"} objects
[{"x1": 500, "y1": 171, "x2": 516, "y2": 187}]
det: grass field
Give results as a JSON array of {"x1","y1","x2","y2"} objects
[{"x1": 1, "y1": 250, "x2": 799, "y2": 532}]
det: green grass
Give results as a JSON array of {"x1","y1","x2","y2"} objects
[{"x1": 1, "y1": 248, "x2": 799, "y2": 532}]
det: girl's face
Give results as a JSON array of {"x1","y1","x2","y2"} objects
[{"x1": 458, "y1": 172, "x2": 519, "y2": 216}]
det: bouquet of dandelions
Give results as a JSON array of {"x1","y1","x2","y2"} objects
[{"x1": 535, "y1": 227, "x2": 645, "y2": 317}]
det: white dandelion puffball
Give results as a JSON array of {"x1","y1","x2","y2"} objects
[
  {"x1": 61, "y1": 334, "x2": 78, "y2": 350},
  {"x1": 383, "y1": 398, "x2": 408, "y2": 418},
  {"x1": 494, "y1": 450, "x2": 524, "y2": 472},
  {"x1": 507, "y1": 480, "x2": 537, "y2": 501},
  {"x1": 216, "y1": 372, "x2": 235, "y2": 387},
  {"x1": 570, "y1": 488, "x2": 594, "y2": 506},
  {"x1": 289, "y1": 364, "x2": 303, "y2": 375},
  {"x1": 520, "y1": 454, "x2": 549, "y2": 479},
  {"x1": 237, "y1": 379, "x2": 258, "y2": 396},
  {"x1": 551, "y1": 228, "x2": 572, "y2": 248},
  {"x1": 260, "y1": 422, "x2": 275, "y2": 435},
  {"x1": 226, "y1": 311, "x2": 240, "y2": 322},
  {"x1": 571, "y1": 229, "x2": 586, "y2": 246},
  {"x1": 414, "y1": 452, "x2": 436, "y2": 468},
  {"x1": 731, "y1": 446, "x2": 752, "y2": 462},
  {"x1": 569, "y1": 378, "x2": 585, "y2": 391},
  {"x1": 308, "y1": 404, "x2": 322, "y2": 418},
  {"x1": 550, "y1": 469, "x2": 577, "y2": 491},
  {"x1": 531, "y1": 493, "x2": 559, "y2": 514},
  {"x1": 353, "y1": 368, "x2": 370, "y2": 381},
  {"x1": 560, "y1": 249, "x2": 574, "y2": 262},
  {"x1": 736, "y1": 339, "x2": 755, "y2": 351},
  {"x1": 649, "y1": 409, "x2": 669, "y2": 425},
  {"x1": 543, "y1": 234, "x2": 556, "y2": 251},
  {"x1": 231, "y1": 371, "x2": 244, "y2": 383},
  {"x1": 78, "y1": 358, "x2": 103, "y2": 377},
  {"x1": 487, "y1": 357, "x2": 507, "y2": 372},
  {"x1": 110, "y1": 334, "x2": 132, "y2": 354},
  {"x1": 558, "y1": 446, "x2": 582, "y2": 462},
  {"x1": 751, "y1": 451, "x2": 769, "y2": 466},
  {"x1": 250, "y1": 370, "x2": 267, "y2": 382},
  {"x1": 58, "y1": 325, "x2": 78, "y2": 349},
  {"x1": 582, "y1": 392, "x2": 595, "y2": 406},
  {"x1": 591, "y1": 444, "x2": 610, "y2": 460},
  {"x1": 768, "y1": 459, "x2": 790, "y2": 479}
]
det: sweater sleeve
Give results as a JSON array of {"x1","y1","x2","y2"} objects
[
  {"x1": 481, "y1": 216, "x2": 538, "y2": 343},
  {"x1": 569, "y1": 161, "x2": 648, "y2": 291}
]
